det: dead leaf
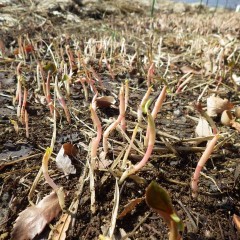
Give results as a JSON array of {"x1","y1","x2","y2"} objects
[
  {"x1": 11, "y1": 192, "x2": 61, "y2": 240},
  {"x1": 230, "y1": 121, "x2": 240, "y2": 132},
  {"x1": 232, "y1": 73, "x2": 240, "y2": 85},
  {"x1": 118, "y1": 197, "x2": 144, "y2": 219},
  {"x1": 62, "y1": 143, "x2": 78, "y2": 157},
  {"x1": 195, "y1": 117, "x2": 212, "y2": 137},
  {"x1": 233, "y1": 214, "x2": 240, "y2": 232},
  {"x1": 95, "y1": 96, "x2": 116, "y2": 108},
  {"x1": 56, "y1": 144, "x2": 77, "y2": 176},
  {"x1": 180, "y1": 65, "x2": 202, "y2": 75},
  {"x1": 207, "y1": 95, "x2": 233, "y2": 117}
]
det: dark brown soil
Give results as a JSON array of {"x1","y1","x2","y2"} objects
[{"x1": 0, "y1": 1, "x2": 240, "y2": 240}]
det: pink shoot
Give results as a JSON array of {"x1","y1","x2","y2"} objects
[
  {"x1": 90, "y1": 94, "x2": 102, "y2": 167},
  {"x1": 191, "y1": 134, "x2": 220, "y2": 198},
  {"x1": 20, "y1": 87, "x2": 28, "y2": 123},
  {"x1": 25, "y1": 110, "x2": 29, "y2": 138},
  {"x1": 137, "y1": 86, "x2": 152, "y2": 123},
  {"x1": 105, "y1": 56, "x2": 115, "y2": 80},
  {"x1": 46, "y1": 71, "x2": 54, "y2": 115},
  {"x1": 147, "y1": 62, "x2": 155, "y2": 87},
  {"x1": 55, "y1": 80, "x2": 71, "y2": 123},
  {"x1": 103, "y1": 84, "x2": 125, "y2": 157},
  {"x1": 65, "y1": 45, "x2": 75, "y2": 73},
  {"x1": 89, "y1": 94, "x2": 102, "y2": 213},
  {"x1": 124, "y1": 80, "x2": 129, "y2": 111},
  {"x1": 133, "y1": 111, "x2": 155, "y2": 172},
  {"x1": 145, "y1": 85, "x2": 167, "y2": 144},
  {"x1": 119, "y1": 108, "x2": 155, "y2": 184}
]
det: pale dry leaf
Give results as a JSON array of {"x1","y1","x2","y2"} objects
[
  {"x1": 230, "y1": 121, "x2": 240, "y2": 133},
  {"x1": 195, "y1": 117, "x2": 212, "y2": 137},
  {"x1": 95, "y1": 96, "x2": 116, "y2": 108},
  {"x1": 207, "y1": 95, "x2": 233, "y2": 117},
  {"x1": 11, "y1": 192, "x2": 61, "y2": 240},
  {"x1": 56, "y1": 145, "x2": 76, "y2": 176},
  {"x1": 180, "y1": 65, "x2": 202, "y2": 75},
  {"x1": 232, "y1": 73, "x2": 240, "y2": 85}
]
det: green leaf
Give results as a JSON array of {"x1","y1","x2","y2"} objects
[{"x1": 145, "y1": 181, "x2": 173, "y2": 215}]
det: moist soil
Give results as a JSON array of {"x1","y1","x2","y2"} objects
[{"x1": 0, "y1": 1, "x2": 240, "y2": 239}]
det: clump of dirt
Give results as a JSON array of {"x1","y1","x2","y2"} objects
[{"x1": 0, "y1": 0, "x2": 240, "y2": 240}]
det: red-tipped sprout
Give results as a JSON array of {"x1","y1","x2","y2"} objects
[
  {"x1": 16, "y1": 62, "x2": 22, "y2": 118},
  {"x1": 124, "y1": 79, "x2": 129, "y2": 111},
  {"x1": 145, "y1": 85, "x2": 167, "y2": 145},
  {"x1": 55, "y1": 77, "x2": 71, "y2": 123},
  {"x1": 191, "y1": 134, "x2": 220, "y2": 198},
  {"x1": 90, "y1": 93, "x2": 102, "y2": 168},
  {"x1": 147, "y1": 62, "x2": 155, "y2": 87},
  {"x1": 137, "y1": 86, "x2": 152, "y2": 123},
  {"x1": 20, "y1": 87, "x2": 28, "y2": 124},
  {"x1": 119, "y1": 100, "x2": 156, "y2": 184},
  {"x1": 45, "y1": 71, "x2": 54, "y2": 115},
  {"x1": 103, "y1": 84, "x2": 125, "y2": 157}
]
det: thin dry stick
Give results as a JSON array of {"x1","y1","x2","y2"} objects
[{"x1": 121, "y1": 123, "x2": 139, "y2": 169}]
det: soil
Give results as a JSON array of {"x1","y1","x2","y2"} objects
[{"x1": 0, "y1": 0, "x2": 240, "y2": 239}]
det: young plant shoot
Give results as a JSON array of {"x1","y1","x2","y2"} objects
[
  {"x1": 146, "y1": 181, "x2": 183, "y2": 240},
  {"x1": 119, "y1": 99, "x2": 155, "y2": 184},
  {"x1": 42, "y1": 147, "x2": 65, "y2": 210},
  {"x1": 103, "y1": 84, "x2": 125, "y2": 157},
  {"x1": 191, "y1": 134, "x2": 220, "y2": 198}
]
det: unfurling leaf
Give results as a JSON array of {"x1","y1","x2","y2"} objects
[
  {"x1": 146, "y1": 181, "x2": 174, "y2": 215},
  {"x1": 56, "y1": 144, "x2": 77, "y2": 176},
  {"x1": 11, "y1": 192, "x2": 61, "y2": 240},
  {"x1": 118, "y1": 197, "x2": 144, "y2": 219},
  {"x1": 145, "y1": 181, "x2": 184, "y2": 239}
]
